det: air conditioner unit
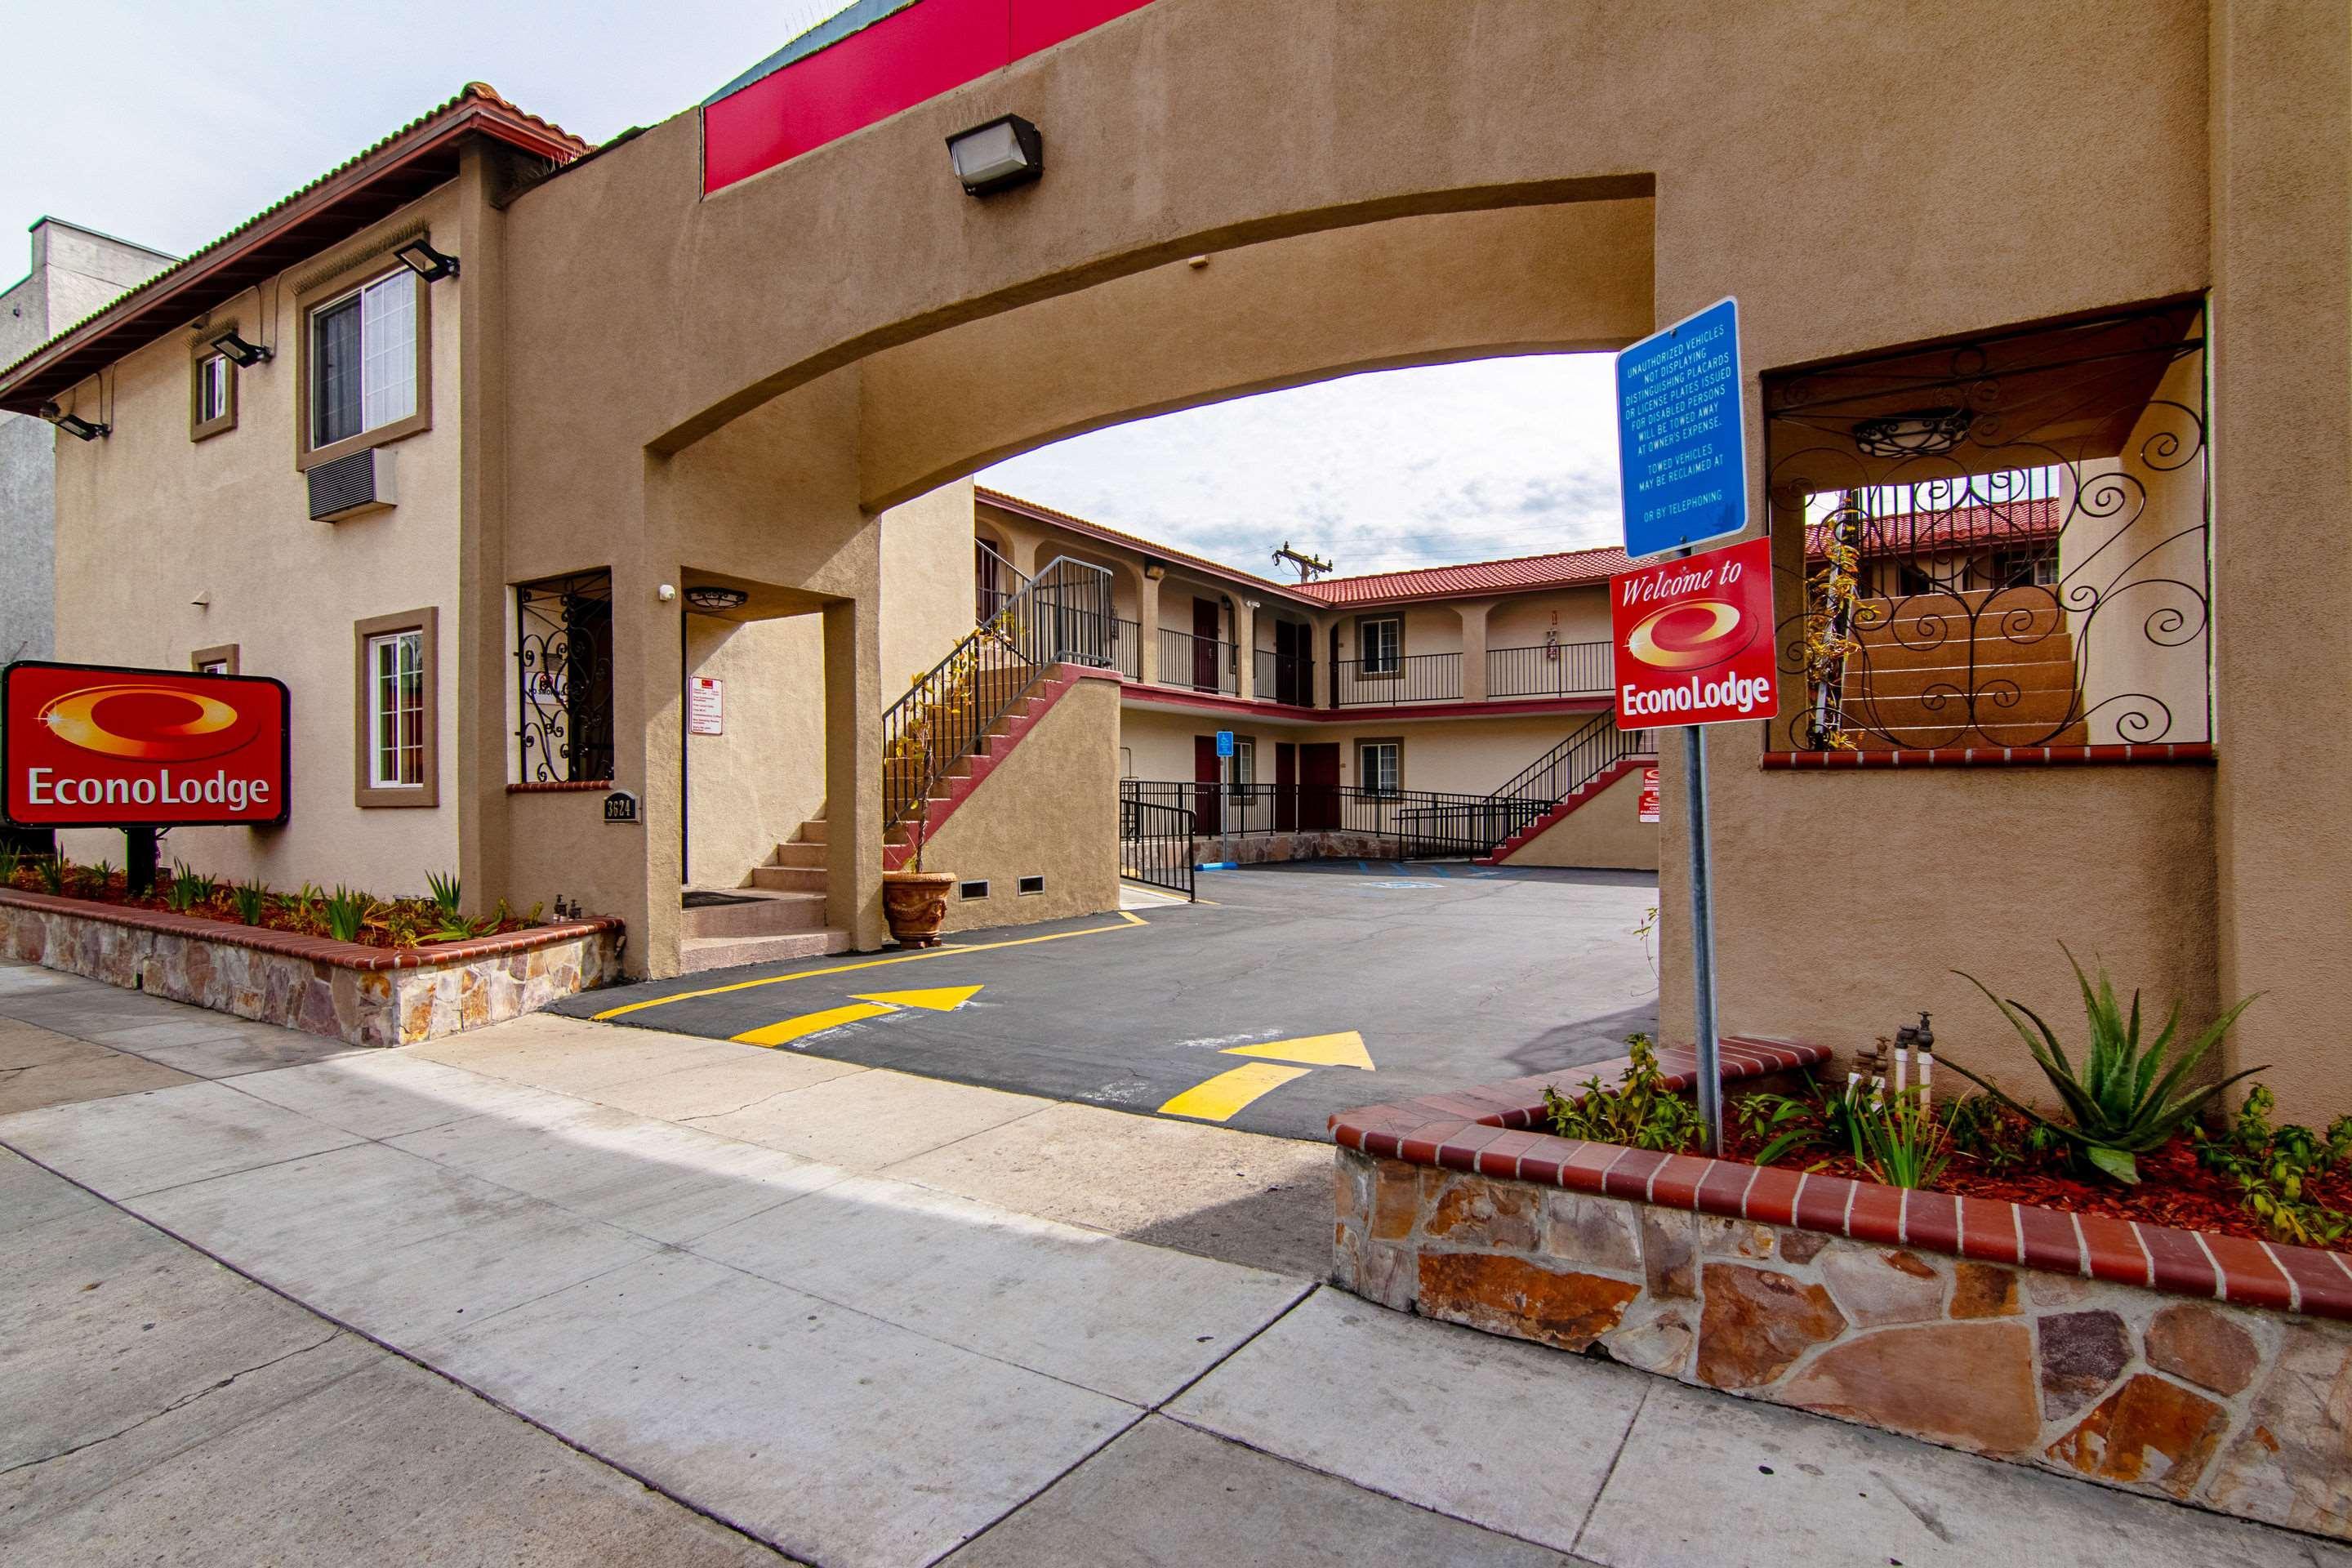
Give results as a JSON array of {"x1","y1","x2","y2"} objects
[{"x1": 308, "y1": 448, "x2": 397, "y2": 522}]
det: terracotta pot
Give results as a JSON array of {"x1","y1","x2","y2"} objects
[{"x1": 881, "y1": 869, "x2": 956, "y2": 948}]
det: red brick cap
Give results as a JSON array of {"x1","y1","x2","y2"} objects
[
  {"x1": 0, "y1": 888, "x2": 619, "y2": 973},
  {"x1": 1329, "y1": 1041, "x2": 2352, "y2": 1325}
]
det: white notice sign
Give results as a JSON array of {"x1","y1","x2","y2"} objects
[{"x1": 689, "y1": 677, "x2": 724, "y2": 736}]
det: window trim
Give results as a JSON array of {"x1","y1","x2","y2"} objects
[
  {"x1": 190, "y1": 644, "x2": 240, "y2": 676},
  {"x1": 296, "y1": 247, "x2": 432, "y2": 473},
  {"x1": 1228, "y1": 734, "x2": 1256, "y2": 803},
  {"x1": 353, "y1": 607, "x2": 439, "y2": 808},
  {"x1": 189, "y1": 341, "x2": 238, "y2": 441},
  {"x1": 1357, "y1": 614, "x2": 1405, "y2": 677},
  {"x1": 1357, "y1": 737, "x2": 1403, "y2": 797}
]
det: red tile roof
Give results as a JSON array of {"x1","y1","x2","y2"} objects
[
  {"x1": 976, "y1": 488, "x2": 1308, "y2": 600},
  {"x1": 0, "y1": 84, "x2": 590, "y2": 413},
  {"x1": 1804, "y1": 498, "x2": 2062, "y2": 559},
  {"x1": 1290, "y1": 546, "x2": 1632, "y2": 606}
]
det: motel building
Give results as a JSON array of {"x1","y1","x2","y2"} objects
[{"x1": 0, "y1": 0, "x2": 2342, "y2": 1141}]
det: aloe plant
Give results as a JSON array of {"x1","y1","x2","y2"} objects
[
  {"x1": 425, "y1": 870, "x2": 462, "y2": 916},
  {"x1": 1945, "y1": 947, "x2": 2261, "y2": 1183},
  {"x1": 36, "y1": 856, "x2": 66, "y2": 894},
  {"x1": 323, "y1": 885, "x2": 372, "y2": 944},
  {"x1": 164, "y1": 862, "x2": 218, "y2": 913},
  {"x1": 1850, "y1": 1087, "x2": 1952, "y2": 1188}
]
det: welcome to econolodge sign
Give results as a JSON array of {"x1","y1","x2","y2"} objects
[
  {"x1": 1610, "y1": 536, "x2": 1778, "y2": 731},
  {"x1": 2, "y1": 662, "x2": 290, "y2": 827}
]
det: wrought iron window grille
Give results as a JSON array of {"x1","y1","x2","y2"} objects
[{"x1": 515, "y1": 569, "x2": 616, "y2": 783}]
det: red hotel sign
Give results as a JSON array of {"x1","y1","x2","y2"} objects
[
  {"x1": 1611, "y1": 537, "x2": 1778, "y2": 731},
  {"x1": 2, "y1": 662, "x2": 291, "y2": 827}
]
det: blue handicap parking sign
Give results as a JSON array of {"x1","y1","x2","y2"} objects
[
  {"x1": 1215, "y1": 730, "x2": 1235, "y2": 759},
  {"x1": 1616, "y1": 297, "x2": 1747, "y2": 560}
]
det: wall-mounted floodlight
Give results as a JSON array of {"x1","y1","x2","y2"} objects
[
  {"x1": 684, "y1": 585, "x2": 750, "y2": 612},
  {"x1": 38, "y1": 402, "x2": 108, "y2": 441},
  {"x1": 947, "y1": 114, "x2": 1043, "y2": 197},
  {"x1": 393, "y1": 237, "x2": 460, "y2": 281},
  {"x1": 208, "y1": 330, "x2": 271, "y2": 367}
]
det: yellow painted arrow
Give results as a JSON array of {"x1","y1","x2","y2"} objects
[
  {"x1": 1159, "y1": 1062, "x2": 1312, "y2": 1122},
  {"x1": 1221, "y1": 1031, "x2": 1373, "y2": 1071},
  {"x1": 733, "y1": 985, "x2": 983, "y2": 1048},
  {"x1": 849, "y1": 986, "x2": 984, "y2": 1012}
]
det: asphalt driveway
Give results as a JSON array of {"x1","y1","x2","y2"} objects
[{"x1": 560, "y1": 862, "x2": 1662, "y2": 1139}]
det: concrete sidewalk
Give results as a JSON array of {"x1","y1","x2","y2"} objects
[{"x1": 2, "y1": 961, "x2": 2343, "y2": 1567}]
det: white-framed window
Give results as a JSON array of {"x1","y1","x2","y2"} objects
[
  {"x1": 367, "y1": 629, "x2": 426, "y2": 789},
  {"x1": 197, "y1": 658, "x2": 230, "y2": 676},
  {"x1": 1228, "y1": 737, "x2": 1256, "y2": 802},
  {"x1": 1358, "y1": 740, "x2": 1401, "y2": 797},
  {"x1": 1360, "y1": 616, "x2": 1403, "y2": 675},
  {"x1": 312, "y1": 271, "x2": 417, "y2": 447},
  {"x1": 197, "y1": 354, "x2": 231, "y2": 424}
]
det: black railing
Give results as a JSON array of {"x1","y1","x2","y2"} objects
[
  {"x1": 516, "y1": 569, "x2": 615, "y2": 783},
  {"x1": 1490, "y1": 710, "x2": 1657, "y2": 808},
  {"x1": 1158, "y1": 627, "x2": 1238, "y2": 694},
  {"x1": 884, "y1": 555, "x2": 1115, "y2": 835},
  {"x1": 1335, "y1": 651, "x2": 1462, "y2": 706},
  {"x1": 1119, "y1": 795, "x2": 1196, "y2": 900},
  {"x1": 974, "y1": 541, "x2": 1029, "y2": 626},
  {"x1": 1112, "y1": 617, "x2": 1141, "y2": 679},
  {"x1": 1252, "y1": 647, "x2": 1315, "y2": 706},
  {"x1": 1486, "y1": 641, "x2": 1612, "y2": 699},
  {"x1": 1120, "y1": 779, "x2": 1545, "y2": 858}
]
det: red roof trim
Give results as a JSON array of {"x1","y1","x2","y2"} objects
[{"x1": 976, "y1": 487, "x2": 1317, "y2": 604}]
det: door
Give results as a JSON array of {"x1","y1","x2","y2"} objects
[
  {"x1": 1300, "y1": 742, "x2": 1340, "y2": 831},
  {"x1": 1273, "y1": 621, "x2": 1307, "y2": 706},
  {"x1": 1193, "y1": 734, "x2": 1223, "y2": 835},
  {"x1": 1192, "y1": 597, "x2": 1221, "y2": 690},
  {"x1": 1275, "y1": 742, "x2": 1298, "y2": 831}
]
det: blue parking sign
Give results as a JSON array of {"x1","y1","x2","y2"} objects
[
  {"x1": 1215, "y1": 730, "x2": 1234, "y2": 760},
  {"x1": 1616, "y1": 297, "x2": 1747, "y2": 560}
]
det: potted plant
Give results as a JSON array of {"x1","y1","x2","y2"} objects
[{"x1": 880, "y1": 662, "x2": 964, "y2": 948}]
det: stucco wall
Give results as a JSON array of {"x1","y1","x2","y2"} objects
[
  {"x1": 48, "y1": 189, "x2": 466, "y2": 899},
  {"x1": 684, "y1": 612, "x2": 826, "y2": 889},
  {"x1": 924, "y1": 670, "x2": 1120, "y2": 933},
  {"x1": 1495, "y1": 764, "x2": 1659, "y2": 872},
  {"x1": 881, "y1": 477, "x2": 983, "y2": 693}
]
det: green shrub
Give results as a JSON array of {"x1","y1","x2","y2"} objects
[
  {"x1": 0, "y1": 843, "x2": 20, "y2": 883},
  {"x1": 425, "y1": 870, "x2": 462, "y2": 917},
  {"x1": 1850, "y1": 1087, "x2": 1952, "y2": 1188},
  {"x1": 323, "y1": 886, "x2": 372, "y2": 944},
  {"x1": 1947, "y1": 947, "x2": 2261, "y2": 1183},
  {"x1": 1544, "y1": 1035, "x2": 1710, "y2": 1153},
  {"x1": 36, "y1": 857, "x2": 66, "y2": 894},
  {"x1": 2194, "y1": 1085, "x2": 2352, "y2": 1246},
  {"x1": 230, "y1": 878, "x2": 270, "y2": 925},
  {"x1": 85, "y1": 860, "x2": 115, "y2": 895},
  {"x1": 163, "y1": 862, "x2": 217, "y2": 913}
]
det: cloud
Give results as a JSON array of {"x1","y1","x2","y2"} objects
[{"x1": 978, "y1": 354, "x2": 1623, "y2": 579}]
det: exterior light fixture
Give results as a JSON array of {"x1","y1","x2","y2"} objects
[
  {"x1": 684, "y1": 585, "x2": 750, "y2": 612},
  {"x1": 1142, "y1": 559, "x2": 1167, "y2": 581},
  {"x1": 38, "y1": 402, "x2": 108, "y2": 441},
  {"x1": 393, "y1": 237, "x2": 460, "y2": 281},
  {"x1": 1852, "y1": 407, "x2": 1972, "y2": 459},
  {"x1": 947, "y1": 114, "x2": 1043, "y2": 197},
  {"x1": 208, "y1": 329, "x2": 270, "y2": 366}
]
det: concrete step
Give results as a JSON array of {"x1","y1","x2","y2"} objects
[
  {"x1": 773, "y1": 842, "x2": 828, "y2": 869},
  {"x1": 795, "y1": 818, "x2": 828, "y2": 845},
  {"x1": 1851, "y1": 634, "x2": 2076, "y2": 673},
  {"x1": 749, "y1": 863, "x2": 828, "y2": 892},
  {"x1": 679, "y1": 889, "x2": 831, "y2": 938},
  {"x1": 1855, "y1": 689, "x2": 2082, "y2": 727},
  {"x1": 1855, "y1": 659, "x2": 2078, "y2": 698},
  {"x1": 678, "y1": 929, "x2": 853, "y2": 974}
]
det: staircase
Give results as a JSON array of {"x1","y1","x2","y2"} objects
[
  {"x1": 884, "y1": 666, "x2": 1094, "y2": 869},
  {"x1": 1833, "y1": 590, "x2": 2087, "y2": 749},
  {"x1": 1475, "y1": 710, "x2": 1659, "y2": 865},
  {"x1": 678, "y1": 811, "x2": 852, "y2": 973}
]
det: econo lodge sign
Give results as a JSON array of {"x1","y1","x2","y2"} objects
[
  {"x1": 1610, "y1": 536, "x2": 1777, "y2": 731},
  {"x1": 2, "y1": 662, "x2": 291, "y2": 827}
]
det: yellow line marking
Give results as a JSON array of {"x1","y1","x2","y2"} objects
[
  {"x1": 1158, "y1": 1062, "x2": 1312, "y2": 1123},
  {"x1": 732, "y1": 1002, "x2": 895, "y2": 1048},
  {"x1": 1221, "y1": 1031, "x2": 1374, "y2": 1071},
  {"x1": 849, "y1": 985, "x2": 983, "y2": 1012},
  {"x1": 593, "y1": 911, "x2": 1146, "y2": 1020}
]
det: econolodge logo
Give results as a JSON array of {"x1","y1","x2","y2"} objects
[
  {"x1": 1610, "y1": 537, "x2": 1778, "y2": 731},
  {"x1": 2, "y1": 662, "x2": 291, "y2": 827}
]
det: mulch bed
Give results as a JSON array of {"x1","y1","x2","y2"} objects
[
  {"x1": 1711, "y1": 1101, "x2": 2352, "y2": 1254},
  {"x1": 2, "y1": 867, "x2": 545, "y2": 954}
]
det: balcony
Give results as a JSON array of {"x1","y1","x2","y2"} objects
[
  {"x1": 1252, "y1": 647, "x2": 1316, "y2": 707},
  {"x1": 1158, "y1": 626, "x2": 1238, "y2": 696},
  {"x1": 1486, "y1": 641, "x2": 1612, "y2": 700},
  {"x1": 1334, "y1": 651, "x2": 1462, "y2": 707},
  {"x1": 1111, "y1": 617, "x2": 1141, "y2": 679}
]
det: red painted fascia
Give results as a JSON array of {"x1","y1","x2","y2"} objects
[{"x1": 704, "y1": 0, "x2": 1157, "y2": 194}]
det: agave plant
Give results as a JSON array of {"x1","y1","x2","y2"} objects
[
  {"x1": 425, "y1": 870, "x2": 462, "y2": 917},
  {"x1": 1945, "y1": 947, "x2": 2261, "y2": 1183},
  {"x1": 323, "y1": 885, "x2": 372, "y2": 944},
  {"x1": 36, "y1": 856, "x2": 67, "y2": 894}
]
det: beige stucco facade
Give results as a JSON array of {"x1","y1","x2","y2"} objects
[{"x1": 16, "y1": 2, "x2": 2347, "y2": 1116}]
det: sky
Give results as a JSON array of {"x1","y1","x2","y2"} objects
[{"x1": 3, "y1": 2, "x2": 1624, "y2": 579}]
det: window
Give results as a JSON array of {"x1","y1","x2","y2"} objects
[
  {"x1": 1359, "y1": 740, "x2": 1401, "y2": 796},
  {"x1": 1360, "y1": 616, "x2": 1403, "y2": 675},
  {"x1": 191, "y1": 351, "x2": 235, "y2": 439},
  {"x1": 515, "y1": 571, "x2": 615, "y2": 784},
  {"x1": 299, "y1": 249, "x2": 430, "y2": 470},
  {"x1": 1228, "y1": 737, "x2": 1255, "y2": 802},
  {"x1": 190, "y1": 644, "x2": 239, "y2": 676},
  {"x1": 1989, "y1": 548, "x2": 2059, "y2": 589},
  {"x1": 353, "y1": 608, "x2": 439, "y2": 807}
]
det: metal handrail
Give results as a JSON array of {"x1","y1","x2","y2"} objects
[
  {"x1": 1487, "y1": 710, "x2": 1658, "y2": 810},
  {"x1": 1486, "y1": 640, "x2": 1612, "y2": 699},
  {"x1": 884, "y1": 555, "x2": 1115, "y2": 835},
  {"x1": 1157, "y1": 626, "x2": 1238, "y2": 695},
  {"x1": 1334, "y1": 650, "x2": 1463, "y2": 706},
  {"x1": 1120, "y1": 778, "x2": 1548, "y2": 858},
  {"x1": 974, "y1": 540, "x2": 1031, "y2": 626}
]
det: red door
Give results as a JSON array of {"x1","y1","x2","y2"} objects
[
  {"x1": 1275, "y1": 742, "x2": 1298, "y2": 831},
  {"x1": 1300, "y1": 743, "x2": 1340, "y2": 831},
  {"x1": 1193, "y1": 734, "x2": 1223, "y2": 835},
  {"x1": 1192, "y1": 598, "x2": 1221, "y2": 690}
]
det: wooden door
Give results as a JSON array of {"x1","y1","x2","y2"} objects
[
  {"x1": 1300, "y1": 742, "x2": 1340, "y2": 831},
  {"x1": 1193, "y1": 734, "x2": 1223, "y2": 835},
  {"x1": 1274, "y1": 742, "x2": 1298, "y2": 831},
  {"x1": 1273, "y1": 621, "x2": 1305, "y2": 705},
  {"x1": 1192, "y1": 598, "x2": 1221, "y2": 690}
]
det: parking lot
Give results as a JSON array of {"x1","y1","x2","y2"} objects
[{"x1": 563, "y1": 862, "x2": 1661, "y2": 1140}]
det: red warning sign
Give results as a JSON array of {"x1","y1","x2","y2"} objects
[{"x1": 1610, "y1": 537, "x2": 1777, "y2": 732}]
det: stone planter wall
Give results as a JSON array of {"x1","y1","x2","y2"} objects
[
  {"x1": 1200, "y1": 831, "x2": 1411, "y2": 866},
  {"x1": 1332, "y1": 1050, "x2": 2352, "y2": 1543},
  {"x1": 0, "y1": 889, "x2": 623, "y2": 1049}
]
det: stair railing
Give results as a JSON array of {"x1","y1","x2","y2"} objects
[
  {"x1": 883, "y1": 555, "x2": 1116, "y2": 836},
  {"x1": 1481, "y1": 710, "x2": 1659, "y2": 846}
]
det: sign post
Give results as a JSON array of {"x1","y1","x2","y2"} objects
[{"x1": 1613, "y1": 297, "x2": 1758, "y2": 1155}]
